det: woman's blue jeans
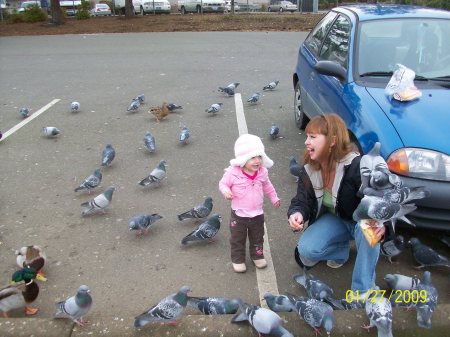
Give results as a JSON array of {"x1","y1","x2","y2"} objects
[{"x1": 297, "y1": 212, "x2": 380, "y2": 292}]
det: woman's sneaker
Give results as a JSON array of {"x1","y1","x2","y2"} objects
[
  {"x1": 294, "y1": 247, "x2": 318, "y2": 270},
  {"x1": 253, "y1": 259, "x2": 267, "y2": 269},
  {"x1": 327, "y1": 260, "x2": 344, "y2": 268}
]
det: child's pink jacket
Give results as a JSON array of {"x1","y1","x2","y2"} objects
[{"x1": 219, "y1": 166, "x2": 280, "y2": 218}]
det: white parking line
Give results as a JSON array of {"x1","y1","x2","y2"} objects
[
  {"x1": 0, "y1": 99, "x2": 60, "y2": 142},
  {"x1": 233, "y1": 93, "x2": 279, "y2": 308}
]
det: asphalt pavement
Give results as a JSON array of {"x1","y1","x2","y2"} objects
[{"x1": 0, "y1": 32, "x2": 449, "y2": 336}]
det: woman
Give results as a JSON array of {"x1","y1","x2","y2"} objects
[{"x1": 287, "y1": 114, "x2": 384, "y2": 295}]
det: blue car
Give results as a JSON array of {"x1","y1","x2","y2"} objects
[{"x1": 293, "y1": 4, "x2": 450, "y2": 231}]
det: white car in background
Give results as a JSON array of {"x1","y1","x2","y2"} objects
[
  {"x1": 142, "y1": 0, "x2": 171, "y2": 14},
  {"x1": 225, "y1": 0, "x2": 240, "y2": 12},
  {"x1": 90, "y1": 3, "x2": 112, "y2": 16},
  {"x1": 268, "y1": 1, "x2": 297, "y2": 12},
  {"x1": 17, "y1": 0, "x2": 41, "y2": 12}
]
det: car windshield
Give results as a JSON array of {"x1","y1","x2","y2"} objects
[{"x1": 358, "y1": 18, "x2": 450, "y2": 79}]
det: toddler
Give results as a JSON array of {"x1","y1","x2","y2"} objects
[{"x1": 219, "y1": 134, "x2": 280, "y2": 273}]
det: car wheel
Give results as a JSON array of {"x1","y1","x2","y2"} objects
[{"x1": 294, "y1": 81, "x2": 309, "y2": 130}]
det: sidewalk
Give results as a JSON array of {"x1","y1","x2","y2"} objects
[{"x1": 1, "y1": 304, "x2": 449, "y2": 336}]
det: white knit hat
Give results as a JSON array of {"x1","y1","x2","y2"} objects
[{"x1": 229, "y1": 134, "x2": 274, "y2": 168}]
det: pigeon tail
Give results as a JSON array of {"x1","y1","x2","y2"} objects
[{"x1": 134, "y1": 314, "x2": 151, "y2": 328}]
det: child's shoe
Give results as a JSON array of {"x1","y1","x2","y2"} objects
[
  {"x1": 253, "y1": 259, "x2": 267, "y2": 269},
  {"x1": 232, "y1": 263, "x2": 246, "y2": 273}
]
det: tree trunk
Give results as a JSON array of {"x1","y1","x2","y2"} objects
[
  {"x1": 50, "y1": 1, "x2": 64, "y2": 25},
  {"x1": 125, "y1": 0, "x2": 135, "y2": 17}
]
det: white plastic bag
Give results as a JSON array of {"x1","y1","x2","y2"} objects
[{"x1": 385, "y1": 64, "x2": 422, "y2": 101}]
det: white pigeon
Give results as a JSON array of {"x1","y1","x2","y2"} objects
[
  {"x1": 206, "y1": 103, "x2": 223, "y2": 114},
  {"x1": 179, "y1": 126, "x2": 190, "y2": 144},
  {"x1": 71, "y1": 101, "x2": 80, "y2": 112},
  {"x1": 127, "y1": 98, "x2": 140, "y2": 112},
  {"x1": 54, "y1": 285, "x2": 92, "y2": 327},
  {"x1": 363, "y1": 290, "x2": 393, "y2": 337},
  {"x1": 42, "y1": 127, "x2": 60, "y2": 137},
  {"x1": 80, "y1": 186, "x2": 115, "y2": 216}
]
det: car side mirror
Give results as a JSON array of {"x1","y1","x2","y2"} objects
[{"x1": 314, "y1": 61, "x2": 347, "y2": 82}]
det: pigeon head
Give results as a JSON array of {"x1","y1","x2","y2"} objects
[
  {"x1": 174, "y1": 285, "x2": 191, "y2": 306},
  {"x1": 395, "y1": 235, "x2": 405, "y2": 249},
  {"x1": 209, "y1": 214, "x2": 222, "y2": 228},
  {"x1": 422, "y1": 271, "x2": 432, "y2": 285},
  {"x1": 370, "y1": 169, "x2": 390, "y2": 189},
  {"x1": 103, "y1": 186, "x2": 116, "y2": 201},
  {"x1": 76, "y1": 285, "x2": 92, "y2": 308},
  {"x1": 158, "y1": 160, "x2": 167, "y2": 171},
  {"x1": 383, "y1": 274, "x2": 395, "y2": 288},
  {"x1": 204, "y1": 197, "x2": 213, "y2": 210},
  {"x1": 408, "y1": 237, "x2": 420, "y2": 249},
  {"x1": 322, "y1": 312, "x2": 334, "y2": 336}
]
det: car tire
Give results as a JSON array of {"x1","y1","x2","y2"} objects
[{"x1": 294, "y1": 81, "x2": 309, "y2": 130}]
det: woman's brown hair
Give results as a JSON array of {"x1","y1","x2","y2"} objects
[{"x1": 302, "y1": 113, "x2": 353, "y2": 172}]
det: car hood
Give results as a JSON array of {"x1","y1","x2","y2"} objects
[{"x1": 366, "y1": 86, "x2": 449, "y2": 155}]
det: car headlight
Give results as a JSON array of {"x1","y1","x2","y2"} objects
[{"x1": 387, "y1": 148, "x2": 450, "y2": 182}]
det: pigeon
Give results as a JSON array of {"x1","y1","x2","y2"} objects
[
  {"x1": 363, "y1": 289, "x2": 393, "y2": 337},
  {"x1": 177, "y1": 197, "x2": 213, "y2": 221},
  {"x1": 384, "y1": 273, "x2": 420, "y2": 291},
  {"x1": 352, "y1": 195, "x2": 417, "y2": 233},
  {"x1": 80, "y1": 186, "x2": 115, "y2": 216},
  {"x1": 15, "y1": 245, "x2": 47, "y2": 282},
  {"x1": 181, "y1": 213, "x2": 221, "y2": 245},
  {"x1": 138, "y1": 160, "x2": 167, "y2": 187},
  {"x1": 247, "y1": 92, "x2": 261, "y2": 104},
  {"x1": 150, "y1": 102, "x2": 170, "y2": 122},
  {"x1": 339, "y1": 298, "x2": 365, "y2": 310},
  {"x1": 19, "y1": 107, "x2": 30, "y2": 118},
  {"x1": 42, "y1": 126, "x2": 60, "y2": 137},
  {"x1": 187, "y1": 296, "x2": 239, "y2": 315},
  {"x1": 269, "y1": 122, "x2": 279, "y2": 139},
  {"x1": 365, "y1": 166, "x2": 402, "y2": 192},
  {"x1": 293, "y1": 272, "x2": 345, "y2": 310},
  {"x1": 414, "y1": 271, "x2": 438, "y2": 329},
  {"x1": 134, "y1": 285, "x2": 191, "y2": 328},
  {"x1": 359, "y1": 142, "x2": 388, "y2": 193},
  {"x1": 295, "y1": 297, "x2": 334, "y2": 336},
  {"x1": 134, "y1": 94, "x2": 145, "y2": 104},
  {"x1": 289, "y1": 156, "x2": 303, "y2": 179},
  {"x1": 101, "y1": 144, "x2": 115, "y2": 167},
  {"x1": 179, "y1": 126, "x2": 190, "y2": 144},
  {"x1": 409, "y1": 237, "x2": 450, "y2": 269},
  {"x1": 206, "y1": 103, "x2": 223, "y2": 114},
  {"x1": 167, "y1": 103, "x2": 182, "y2": 112},
  {"x1": 218, "y1": 82, "x2": 239, "y2": 96},
  {"x1": 264, "y1": 292, "x2": 306, "y2": 313},
  {"x1": 127, "y1": 98, "x2": 140, "y2": 112},
  {"x1": 74, "y1": 168, "x2": 102, "y2": 193},
  {"x1": 231, "y1": 299, "x2": 294, "y2": 337},
  {"x1": 143, "y1": 131, "x2": 156, "y2": 153},
  {"x1": 128, "y1": 213, "x2": 163, "y2": 236},
  {"x1": 380, "y1": 233, "x2": 405, "y2": 264},
  {"x1": 70, "y1": 101, "x2": 80, "y2": 112},
  {"x1": 54, "y1": 285, "x2": 92, "y2": 327},
  {"x1": 263, "y1": 80, "x2": 279, "y2": 90},
  {"x1": 364, "y1": 185, "x2": 430, "y2": 204}
]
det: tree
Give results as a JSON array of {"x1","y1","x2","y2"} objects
[
  {"x1": 125, "y1": 0, "x2": 134, "y2": 17},
  {"x1": 50, "y1": 0, "x2": 64, "y2": 25}
]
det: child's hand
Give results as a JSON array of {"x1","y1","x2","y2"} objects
[
  {"x1": 223, "y1": 191, "x2": 233, "y2": 200},
  {"x1": 273, "y1": 200, "x2": 280, "y2": 208}
]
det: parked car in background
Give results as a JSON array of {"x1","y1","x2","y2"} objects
[
  {"x1": 268, "y1": 1, "x2": 297, "y2": 13},
  {"x1": 17, "y1": 0, "x2": 41, "y2": 12},
  {"x1": 142, "y1": 0, "x2": 171, "y2": 14},
  {"x1": 115, "y1": 0, "x2": 143, "y2": 15},
  {"x1": 225, "y1": 0, "x2": 240, "y2": 12},
  {"x1": 59, "y1": 0, "x2": 81, "y2": 16},
  {"x1": 293, "y1": 4, "x2": 450, "y2": 231},
  {"x1": 178, "y1": 0, "x2": 225, "y2": 14},
  {"x1": 90, "y1": 3, "x2": 111, "y2": 16}
]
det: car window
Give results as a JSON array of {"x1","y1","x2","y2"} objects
[
  {"x1": 304, "y1": 11, "x2": 338, "y2": 57},
  {"x1": 319, "y1": 14, "x2": 351, "y2": 68}
]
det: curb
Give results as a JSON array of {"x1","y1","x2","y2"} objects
[{"x1": 1, "y1": 304, "x2": 449, "y2": 336}]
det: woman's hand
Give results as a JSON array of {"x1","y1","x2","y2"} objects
[
  {"x1": 288, "y1": 212, "x2": 304, "y2": 232},
  {"x1": 374, "y1": 225, "x2": 386, "y2": 241}
]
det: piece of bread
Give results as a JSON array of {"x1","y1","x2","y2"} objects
[{"x1": 359, "y1": 219, "x2": 382, "y2": 248}]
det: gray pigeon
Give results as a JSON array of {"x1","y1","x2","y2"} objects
[
  {"x1": 181, "y1": 214, "x2": 221, "y2": 245},
  {"x1": 138, "y1": 160, "x2": 167, "y2": 187},
  {"x1": 295, "y1": 297, "x2": 334, "y2": 336},
  {"x1": 289, "y1": 156, "x2": 303, "y2": 179},
  {"x1": 380, "y1": 234, "x2": 405, "y2": 263},
  {"x1": 384, "y1": 273, "x2": 420, "y2": 291},
  {"x1": 134, "y1": 94, "x2": 145, "y2": 104},
  {"x1": 101, "y1": 144, "x2": 116, "y2": 167},
  {"x1": 409, "y1": 237, "x2": 450, "y2": 269},
  {"x1": 134, "y1": 285, "x2": 191, "y2": 328},
  {"x1": 247, "y1": 92, "x2": 261, "y2": 104},
  {"x1": 218, "y1": 82, "x2": 239, "y2": 96},
  {"x1": 187, "y1": 296, "x2": 239, "y2": 315},
  {"x1": 231, "y1": 299, "x2": 294, "y2": 337},
  {"x1": 143, "y1": 131, "x2": 156, "y2": 153},
  {"x1": 127, "y1": 98, "x2": 140, "y2": 112},
  {"x1": 19, "y1": 107, "x2": 30, "y2": 118},
  {"x1": 71, "y1": 101, "x2": 80, "y2": 112},
  {"x1": 269, "y1": 122, "x2": 279, "y2": 139},
  {"x1": 179, "y1": 126, "x2": 190, "y2": 144},
  {"x1": 293, "y1": 272, "x2": 345, "y2": 310},
  {"x1": 415, "y1": 271, "x2": 438, "y2": 329},
  {"x1": 42, "y1": 126, "x2": 60, "y2": 137},
  {"x1": 263, "y1": 80, "x2": 279, "y2": 90},
  {"x1": 363, "y1": 290, "x2": 393, "y2": 337},
  {"x1": 359, "y1": 142, "x2": 389, "y2": 193},
  {"x1": 74, "y1": 168, "x2": 102, "y2": 193},
  {"x1": 177, "y1": 197, "x2": 213, "y2": 221},
  {"x1": 264, "y1": 292, "x2": 306, "y2": 313},
  {"x1": 364, "y1": 185, "x2": 430, "y2": 204},
  {"x1": 206, "y1": 103, "x2": 223, "y2": 114},
  {"x1": 54, "y1": 285, "x2": 92, "y2": 327},
  {"x1": 80, "y1": 186, "x2": 115, "y2": 216},
  {"x1": 167, "y1": 103, "x2": 182, "y2": 112},
  {"x1": 128, "y1": 213, "x2": 163, "y2": 236}
]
